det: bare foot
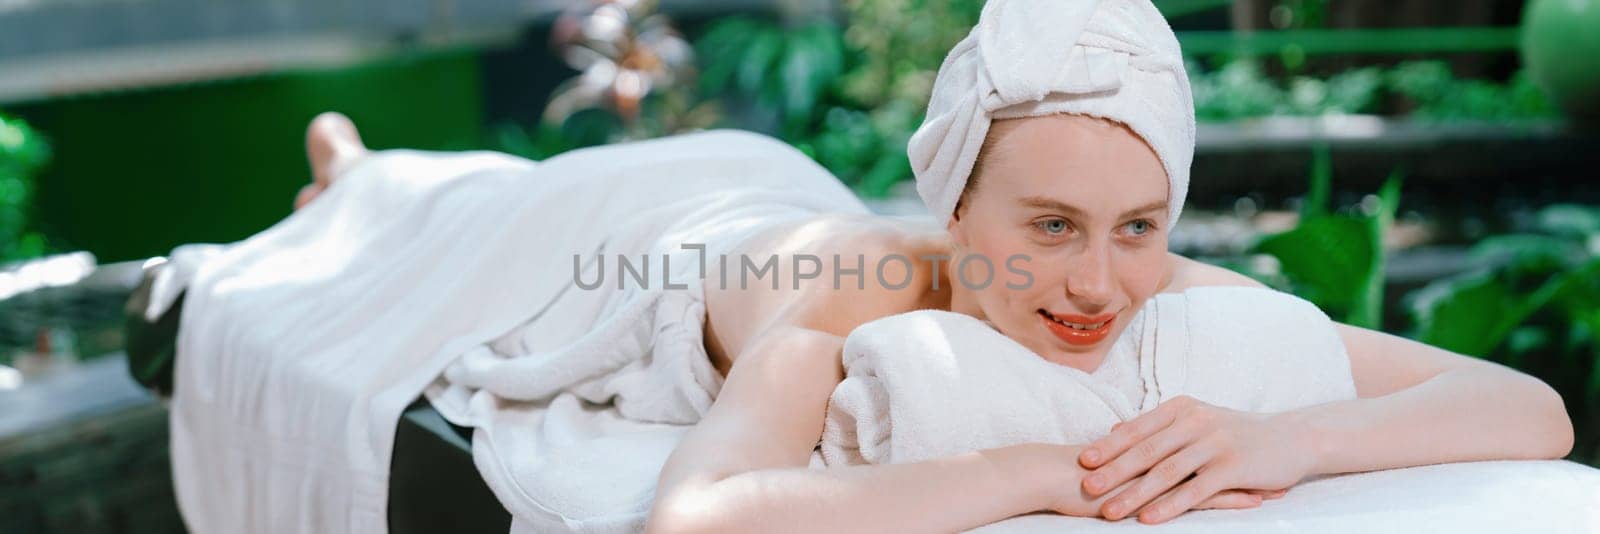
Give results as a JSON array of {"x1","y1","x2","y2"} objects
[{"x1": 294, "y1": 112, "x2": 369, "y2": 210}]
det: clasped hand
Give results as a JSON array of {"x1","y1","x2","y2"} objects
[{"x1": 1047, "y1": 395, "x2": 1317, "y2": 524}]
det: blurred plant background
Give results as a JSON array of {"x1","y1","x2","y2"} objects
[
  {"x1": 0, "y1": 112, "x2": 50, "y2": 264},
  {"x1": 2, "y1": 0, "x2": 1600, "y2": 530}
]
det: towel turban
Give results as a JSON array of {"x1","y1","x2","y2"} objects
[{"x1": 907, "y1": 0, "x2": 1195, "y2": 227}]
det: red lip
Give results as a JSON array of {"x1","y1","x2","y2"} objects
[{"x1": 1040, "y1": 310, "x2": 1116, "y2": 346}]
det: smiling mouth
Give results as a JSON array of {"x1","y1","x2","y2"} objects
[{"x1": 1037, "y1": 309, "x2": 1110, "y2": 330}]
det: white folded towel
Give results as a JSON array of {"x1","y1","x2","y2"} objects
[{"x1": 822, "y1": 286, "x2": 1357, "y2": 466}]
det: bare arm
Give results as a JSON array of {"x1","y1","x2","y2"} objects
[
  {"x1": 1287, "y1": 324, "x2": 1575, "y2": 475},
  {"x1": 1070, "y1": 257, "x2": 1575, "y2": 523},
  {"x1": 645, "y1": 324, "x2": 1086, "y2": 533},
  {"x1": 1172, "y1": 254, "x2": 1574, "y2": 471}
]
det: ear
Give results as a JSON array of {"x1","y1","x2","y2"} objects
[{"x1": 946, "y1": 209, "x2": 969, "y2": 249}]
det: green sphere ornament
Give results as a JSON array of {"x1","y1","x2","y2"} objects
[{"x1": 1522, "y1": 0, "x2": 1600, "y2": 120}]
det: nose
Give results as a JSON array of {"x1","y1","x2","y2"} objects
[{"x1": 1065, "y1": 239, "x2": 1114, "y2": 307}]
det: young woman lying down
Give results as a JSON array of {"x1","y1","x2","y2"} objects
[{"x1": 280, "y1": 0, "x2": 1572, "y2": 530}]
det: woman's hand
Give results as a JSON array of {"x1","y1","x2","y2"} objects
[
  {"x1": 1075, "y1": 396, "x2": 1315, "y2": 524},
  {"x1": 1034, "y1": 443, "x2": 1285, "y2": 519}
]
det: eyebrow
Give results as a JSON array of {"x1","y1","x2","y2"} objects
[{"x1": 1017, "y1": 196, "x2": 1168, "y2": 221}]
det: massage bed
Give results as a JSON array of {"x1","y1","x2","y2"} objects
[
  {"x1": 125, "y1": 252, "x2": 1600, "y2": 534},
  {"x1": 124, "y1": 263, "x2": 513, "y2": 533}
]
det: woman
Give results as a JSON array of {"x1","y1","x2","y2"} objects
[{"x1": 292, "y1": 5, "x2": 1573, "y2": 532}]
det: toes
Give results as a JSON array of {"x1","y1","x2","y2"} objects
[
  {"x1": 294, "y1": 183, "x2": 325, "y2": 211},
  {"x1": 306, "y1": 112, "x2": 366, "y2": 186}
]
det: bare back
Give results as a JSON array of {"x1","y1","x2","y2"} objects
[{"x1": 700, "y1": 213, "x2": 956, "y2": 379}]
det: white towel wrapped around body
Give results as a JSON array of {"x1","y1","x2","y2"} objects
[
  {"x1": 158, "y1": 130, "x2": 871, "y2": 534},
  {"x1": 821, "y1": 286, "x2": 1357, "y2": 466}
]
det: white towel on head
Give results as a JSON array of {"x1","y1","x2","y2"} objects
[
  {"x1": 907, "y1": 0, "x2": 1195, "y2": 227},
  {"x1": 820, "y1": 286, "x2": 1356, "y2": 467}
]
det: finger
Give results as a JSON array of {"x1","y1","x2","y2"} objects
[
  {"x1": 1135, "y1": 472, "x2": 1227, "y2": 524},
  {"x1": 1080, "y1": 398, "x2": 1191, "y2": 469},
  {"x1": 1253, "y1": 488, "x2": 1289, "y2": 500},
  {"x1": 1241, "y1": 488, "x2": 1288, "y2": 498},
  {"x1": 1099, "y1": 442, "x2": 1212, "y2": 520},
  {"x1": 1084, "y1": 420, "x2": 1197, "y2": 498},
  {"x1": 1193, "y1": 490, "x2": 1264, "y2": 511}
]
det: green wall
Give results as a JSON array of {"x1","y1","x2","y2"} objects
[{"x1": 12, "y1": 49, "x2": 486, "y2": 263}]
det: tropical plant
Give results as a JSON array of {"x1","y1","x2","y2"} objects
[
  {"x1": 694, "y1": 17, "x2": 848, "y2": 139},
  {"x1": 690, "y1": 0, "x2": 981, "y2": 197},
  {"x1": 1236, "y1": 145, "x2": 1402, "y2": 330},
  {"x1": 1233, "y1": 148, "x2": 1599, "y2": 462}
]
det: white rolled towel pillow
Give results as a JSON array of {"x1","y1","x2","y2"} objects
[{"x1": 821, "y1": 287, "x2": 1358, "y2": 467}]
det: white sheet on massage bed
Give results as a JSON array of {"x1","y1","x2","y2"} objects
[{"x1": 974, "y1": 459, "x2": 1600, "y2": 533}]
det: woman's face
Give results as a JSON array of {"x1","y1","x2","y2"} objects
[{"x1": 948, "y1": 114, "x2": 1173, "y2": 372}]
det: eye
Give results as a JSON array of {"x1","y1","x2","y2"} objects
[
  {"x1": 1123, "y1": 219, "x2": 1154, "y2": 236},
  {"x1": 1034, "y1": 218, "x2": 1070, "y2": 236}
]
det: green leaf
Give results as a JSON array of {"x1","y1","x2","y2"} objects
[
  {"x1": 1409, "y1": 271, "x2": 1519, "y2": 356},
  {"x1": 1508, "y1": 325, "x2": 1553, "y2": 356},
  {"x1": 1302, "y1": 143, "x2": 1331, "y2": 219},
  {"x1": 1348, "y1": 169, "x2": 1402, "y2": 329},
  {"x1": 1470, "y1": 234, "x2": 1583, "y2": 275},
  {"x1": 1410, "y1": 258, "x2": 1600, "y2": 358},
  {"x1": 1251, "y1": 214, "x2": 1376, "y2": 317},
  {"x1": 694, "y1": 18, "x2": 759, "y2": 94},
  {"x1": 1581, "y1": 310, "x2": 1600, "y2": 408},
  {"x1": 737, "y1": 30, "x2": 785, "y2": 98},
  {"x1": 775, "y1": 22, "x2": 847, "y2": 134},
  {"x1": 857, "y1": 149, "x2": 911, "y2": 199}
]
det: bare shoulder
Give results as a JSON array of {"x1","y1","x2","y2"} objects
[
  {"x1": 753, "y1": 214, "x2": 944, "y2": 331},
  {"x1": 1161, "y1": 252, "x2": 1268, "y2": 293},
  {"x1": 704, "y1": 214, "x2": 945, "y2": 361}
]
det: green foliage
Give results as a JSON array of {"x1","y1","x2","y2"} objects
[
  {"x1": 696, "y1": 17, "x2": 848, "y2": 138},
  {"x1": 1387, "y1": 61, "x2": 1557, "y2": 120},
  {"x1": 0, "y1": 112, "x2": 51, "y2": 264},
  {"x1": 689, "y1": 1, "x2": 981, "y2": 197},
  {"x1": 1193, "y1": 59, "x2": 1556, "y2": 122},
  {"x1": 1246, "y1": 146, "x2": 1401, "y2": 329},
  {"x1": 1409, "y1": 205, "x2": 1600, "y2": 360},
  {"x1": 525, "y1": 4, "x2": 1557, "y2": 197},
  {"x1": 493, "y1": 110, "x2": 619, "y2": 161},
  {"x1": 517, "y1": 5, "x2": 1560, "y2": 198}
]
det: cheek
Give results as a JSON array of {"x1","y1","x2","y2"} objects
[
  {"x1": 1113, "y1": 244, "x2": 1169, "y2": 301},
  {"x1": 963, "y1": 228, "x2": 1040, "y2": 310}
]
